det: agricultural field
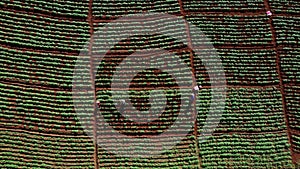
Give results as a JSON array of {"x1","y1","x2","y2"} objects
[{"x1": 0, "y1": 0, "x2": 299, "y2": 168}]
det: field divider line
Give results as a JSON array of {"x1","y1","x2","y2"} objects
[
  {"x1": 95, "y1": 84, "x2": 279, "y2": 91},
  {"x1": 0, "y1": 44, "x2": 78, "y2": 56},
  {"x1": 177, "y1": 0, "x2": 202, "y2": 168},
  {"x1": 87, "y1": 1, "x2": 100, "y2": 168},
  {"x1": 0, "y1": 127, "x2": 91, "y2": 137},
  {"x1": 1, "y1": 6, "x2": 87, "y2": 22},
  {"x1": 263, "y1": 0, "x2": 295, "y2": 164}
]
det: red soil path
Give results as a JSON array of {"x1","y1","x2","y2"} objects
[{"x1": 264, "y1": 0, "x2": 295, "y2": 164}]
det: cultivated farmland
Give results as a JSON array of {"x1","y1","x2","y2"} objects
[{"x1": 0, "y1": 0, "x2": 299, "y2": 168}]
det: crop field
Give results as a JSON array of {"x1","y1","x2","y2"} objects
[{"x1": 0, "y1": 0, "x2": 299, "y2": 168}]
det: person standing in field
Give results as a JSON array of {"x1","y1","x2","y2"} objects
[
  {"x1": 188, "y1": 85, "x2": 203, "y2": 111},
  {"x1": 119, "y1": 99, "x2": 126, "y2": 113},
  {"x1": 193, "y1": 84, "x2": 202, "y2": 95},
  {"x1": 96, "y1": 100, "x2": 100, "y2": 108}
]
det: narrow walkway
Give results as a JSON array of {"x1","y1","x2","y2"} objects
[{"x1": 263, "y1": 0, "x2": 294, "y2": 164}]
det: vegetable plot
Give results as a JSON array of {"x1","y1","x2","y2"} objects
[{"x1": 0, "y1": 0, "x2": 299, "y2": 168}]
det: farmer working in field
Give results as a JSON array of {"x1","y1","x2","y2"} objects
[
  {"x1": 188, "y1": 85, "x2": 203, "y2": 111},
  {"x1": 119, "y1": 99, "x2": 126, "y2": 113}
]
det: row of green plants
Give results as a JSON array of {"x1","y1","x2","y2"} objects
[
  {"x1": 1, "y1": 0, "x2": 89, "y2": 18},
  {"x1": 92, "y1": 0, "x2": 181, "y2": 18},
  {"x1": 0, "y1": 82, "x2": 87, "y2": 134},
  {"x1": 195, "y1": 48, "x2": 279, "y2": 85},
  {"x1": 93, "y1": 30, "x2": 191, "y2": 51},
  {"x1": 187, "y1": 15, "x2": 273, "y2": 45},
  {"x1": 279, "y1": 47, "x2": 300, "y2": 83},
  {"x1": 97, "y1": 135, "x2": 199, "y2": 168},
  {"x1": 273, "y1": 16, "x2": 300, "y2": 45},
  {"x1": 0, "y1": 9, "x2": 89, "y2": 33},
  {"x1": 285, "y1": 85, "x2": 300, "y2": 133},
  {"x1": 199, "y1": 132, "x2": 293, "y2": 168},
  {"x1": 292, "y1": 134, "x2": 300, "y2": 153},
  {"x1": 0, "y1": 10, "x2": 89, "y2": 52},
  {"x1": 269, "y1": 0, "x2": 300, "y2": 15},
  {"x1": 0, "y1": 48, "x2": 76, "y2": 88},
  {"x1": 182, "y1": 0, "x2": 265, "y2": 12},
  {"x1": 1, "y1": 129, "x2": 94, "y2": 168},
  {"x1": 196, "y1": 87, "x2": 287, "y2": 134}
]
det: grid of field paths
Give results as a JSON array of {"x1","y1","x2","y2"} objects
[{"x1": 0, "y1": 0, "x2": 299, "y2": 168}]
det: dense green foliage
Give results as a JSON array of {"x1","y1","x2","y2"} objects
[{"x1": 0, "y1": 0, "x2": 299, "y2": 168}]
